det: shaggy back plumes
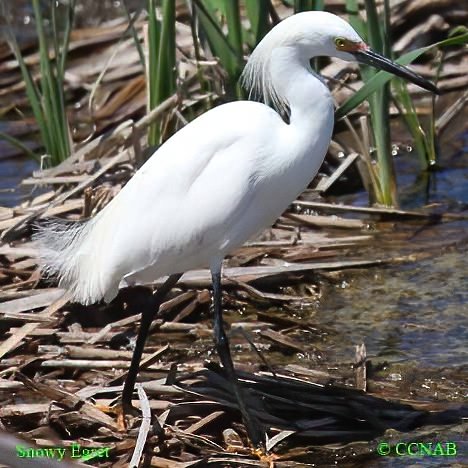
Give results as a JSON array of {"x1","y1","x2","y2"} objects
[{"x1": 33, "y1": 217, "x2": 101, "y2": 305}]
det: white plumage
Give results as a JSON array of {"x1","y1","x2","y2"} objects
[{"x1": 34, "y1": 11, "x2": 435, "y2": 305}]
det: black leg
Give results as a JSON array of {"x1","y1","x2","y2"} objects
[
  {"x1": 211, "y1": 268, "x2": 264, "y2": 448},
  {"x1": 122, "y1": 273, "x2": 182, "y2": 413}
]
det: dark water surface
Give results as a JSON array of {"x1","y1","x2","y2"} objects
[{"x1": 0, "y1": 157, "x2": 38, "y2": 207}]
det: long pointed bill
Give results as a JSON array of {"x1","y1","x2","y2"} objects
[{"x1": 353, "y1": 48, "x2": 439, "y2": 94}]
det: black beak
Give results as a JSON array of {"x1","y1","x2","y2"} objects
[{"x1": 353, "y1": 48, "x2": 440, "y2": 94}]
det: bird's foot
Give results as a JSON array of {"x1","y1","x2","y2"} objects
[
  {"x1": 251, "y1": 447, "x2": 279, "y2": 466},
  {"x1": 89, "y1": 402, "x2": 128, "y2": 431},
  {"x1": 93, "y1": 403, "x2": 116, "y2": 414},
  {"x1": 97, "y1": 399, "x2": 139, "y2": 431},
  {"x1": 223, "y1": 429, "x2": 276, "y2": 463}
]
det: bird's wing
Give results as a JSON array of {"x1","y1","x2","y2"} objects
[{"x1": 80, "y1": 102, "x2": 282, "y2": 300}]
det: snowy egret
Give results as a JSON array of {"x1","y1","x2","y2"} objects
[{"x1": 35, "y1": 11, "x2": 437, "y2": 446}]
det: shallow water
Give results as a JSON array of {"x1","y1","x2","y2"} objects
[
  {"x1": 306, "y1": 139, "x2": 467, "y2": 466},
  {"x1": 319, "y1": 245, "x2": 467, "y2": 368},
  {"x1": 0, "y1": 157, "x2": 38, "y2": 207},
  {"x1": 314, "y1": 133, "x2": 468, "y2": 366}
]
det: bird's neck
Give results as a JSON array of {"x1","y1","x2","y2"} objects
[{"x1": 269, "y1": 47, "x2": 333, "y2": 130}]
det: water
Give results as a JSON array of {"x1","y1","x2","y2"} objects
[
  {"x1": 319, "y1": 247, "x2": 467, "y2": 368},
  {"x1": 318, "y1": 134, "x2": 468, "y2": 367},
  {"x1": 0, "y1": 157, "x2": 38, "y2": 207},
  {"x1": 312, "y1": 137, "x2": 467, "y2": 467}
]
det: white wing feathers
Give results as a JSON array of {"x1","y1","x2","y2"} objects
[{"x1": 35, "y1": 101, "x2": 281, "y2": 304}]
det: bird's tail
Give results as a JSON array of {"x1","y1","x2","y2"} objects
[{"x1": 33, "y1": 217, "x2": 105, "y2": 305}]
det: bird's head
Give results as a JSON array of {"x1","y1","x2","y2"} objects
[
  {"x1": 241, "y1": 11, "x2": 438, "y2": 116},
  {"x1": 259, "y1": 11, "x2": 439, "y2": 94}
]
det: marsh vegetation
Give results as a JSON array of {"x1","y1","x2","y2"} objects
[{"x1": 0, "y1": 1, "x2": 466, "y2": 466}]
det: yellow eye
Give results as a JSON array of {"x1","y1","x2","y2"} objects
[{"x1": 335, "y1": 37, "x2": 346, "y2": 49}]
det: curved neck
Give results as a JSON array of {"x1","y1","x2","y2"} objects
[{"x1": 269, "y1": 46, "x2": 332, "y2": 129}]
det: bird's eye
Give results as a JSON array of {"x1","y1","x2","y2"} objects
[{"x1": 335, "y1": 37, "x2": 346, "y2": 49}]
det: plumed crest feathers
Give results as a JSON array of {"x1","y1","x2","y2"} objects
[
  {"x1": 240, "y1": 35, "x2": 290, "y2": 116},
  {"x1": 240, "y1": 11, "x2": 363, "y2": 115}
]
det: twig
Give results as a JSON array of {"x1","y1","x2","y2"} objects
[
  {"x1": 315, "y1": 152, "x2": 359, "y2": 193},
  {"x1": 293, "y1": 200, "x2": 467, "y2": 220},
  {"x1": 354, "y1": 343, "x2": 367, "y2": 392},
  {"x1": 0, "y1": 292, "x2": 69, "y2": 359},
  {"x1": 130, "y1": 384, "x2": 152, "y2": 468}
]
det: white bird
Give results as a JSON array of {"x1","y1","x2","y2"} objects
[{"x1": 35, "y1": 11, "x2": 437, "y2": 446}]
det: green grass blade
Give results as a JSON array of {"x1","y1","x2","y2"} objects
[
  {"x1": 364, "y1": 0, "x2": 383, "y2": 53},
  {"x1": 193, "y1": 0, "x2": 242, "y2": 82},
  {"x1": 365, "y1": 0, "x2": 395, "y2": 205},
  {"x1": 345, "y1": 0, "x2": 366, "y2": 39},
  {"x1": 147, "y1": 0, "x2": 176, "y2": 147},
  {"x1": 223, "y1": 0, "x2": 244, "y2": 97},
  {"x1": 370, "y1": 88, "x2": 395, "y2": 205},
  {"x1": 294, "y1": 0, "x2": 316, "y2": 12},
  {"x1": 156, "y1": 0, "x2": 176, "y2": 101},
  {"x1": 51, "y1": 1, "x2": 61, "y2": 77},
  {"x1": 147, "y1": 0, "x2": 160, "y2": 111},
  {"x1": 392, "y1": 79, "x2": 431, "y2": 169},
  {"x1": 427, "y1": 50, "x2": 445, "y2": 165},
  {"x1": 123, "y1": 0, "x2": 146, "y2": 70},
  {"x1": 438, "y1": 31, "x2": 468, "y2": 46},
  {"x1": 58, "y1": 0, "x2": 76, "y2": 79},
  {"x1": 294, "y1": 0, "x2": 325, "y2": 12},
  {"x1": 53, "y1": 0, "x2": 74, "y2": 161},
  {"x1": 224, "y1": 0, "x2": 243, "y2": 58},
  {"x1": 382, "y1": 0, "x2": 391, "y2": 57},
  {"x1": 244, "y1": 0, "x2": 270, "y2": 45},
  {"x1": 6, "y1": 30, "x2": 49, "y2": 153},
  {"x1": 147, "y1": 0, "x2": 161, "y2": 145},
  {"x1": 33, "y1": 0, "x2": 70, "y2": 164},
  {"x1": 31, "y1": 0, "x2": 56, "y2": 158}
]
